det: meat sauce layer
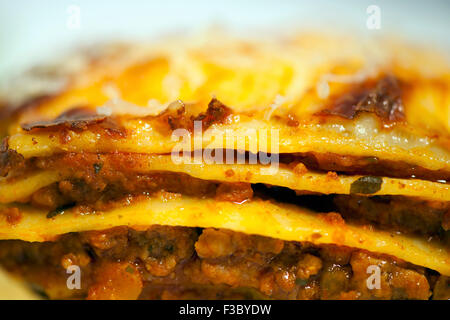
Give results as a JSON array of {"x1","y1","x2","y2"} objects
[
  {"x1": 2, "y1": 148, "x2": 449, "y2": 183},
  {"x1": 0, "y1": 226, "x2": 448, "y2": 300}
]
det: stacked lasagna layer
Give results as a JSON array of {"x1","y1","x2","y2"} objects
[{"x1": 0, "y1": 33, "x2": 448, "y2": 299}]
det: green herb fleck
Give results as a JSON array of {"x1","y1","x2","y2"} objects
[
  {"x1": 93, "y1": 163, "x2": 103, "y2": 174},
  {"x1": 125, "y1": 266, "x2": 135, "y2": 274},
  {"x1": 148, "y1": 240, "x2": 175, "y2": 258},
  {"x1": 46, "y1": 203, "x2": 76, "y2": 219},
  {"x1": 295, "y1": 278, "x2": 308, "y2": 286},
  {"x1": 364, "y1": 156, "x2": 379, "y2": 164},
  {"x1": 350, "y1": 176, "x2": 383, "y2": 194}
]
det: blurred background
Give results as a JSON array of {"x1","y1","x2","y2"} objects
[{"x1": 0, "y1": 0, "x2": 449, "y2": 79}]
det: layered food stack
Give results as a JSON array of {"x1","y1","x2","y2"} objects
[{"x1": 0, "y1": 33, "x2": 448, "y2": 299}]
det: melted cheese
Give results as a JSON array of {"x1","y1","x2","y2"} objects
[
  {"x1": 0, "y1": 196, "x2": 448, "y2": 275},
  {"x1": 1, "y1": 155, "x2": 448, "y2": 204}
]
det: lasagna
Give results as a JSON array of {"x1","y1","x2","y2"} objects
[{"x1": 0, "y1": 33, "x2": 448, "y2": 300}]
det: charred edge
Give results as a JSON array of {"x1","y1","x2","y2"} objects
[
  {"x1": 20, "y1": 99, "x2": 231, "y2": 136},
  {"x1": 319, "y1": 75, "x2": 405, "y2": 122},
  {"x1": 21, "y1": 107, "x2": 107, "y2": 131},
  {"x1": 20, "y1": 106, "x2": 127, "y2": 139},
  {"x1": 194, "y1": 98, "x2": 233, "y2": 130},
  {"x1": 159, "y1": 101, "x2": 192, "y2": 132},
  {"x1": 159, "y1": 98, "x2": 233, "y2": 133}
]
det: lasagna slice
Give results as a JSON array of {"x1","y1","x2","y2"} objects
[{"x1": 0, "y1": 33, "x2": 448, "y2": 300}]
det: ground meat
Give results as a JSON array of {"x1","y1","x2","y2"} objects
[
  {"x1": 0, "y1": 226, "x2": 440, "y2": 300},
  {"x1": 196, "y1": 229, "x2": 283, "y2": 260},
  {"x1": 319, "y1": 245, "x2": 353, "y2": 265},
  {"x1": 88, "y1": 261, "x2": 143, "y2": 300},
  {"x1": 296, "y1": 280, "x2": 320, "y2": 300},
  {"x1": 432, "y1": 276, "x2": 450, "y2": 300},
  {"x1": 81, "y1": 227, "x2": 129, "y2": 256},
  {"x1": 215, "y1": 183, "x2": 254, "y2": 203},
  {"x1": 0, "y1": 207, "x2": 23, "y2": 225},
  {"x1": 350, "y1": 251, "x2": 430, "y2": 300},
  {"x1": 319, "y1": 262, "x2": 352, "y2": 299},
  {"x1": 134, "y1": 226, "x2": 197, "y2": 277},
  {"x1": 443, "y1": 210, "x2": 450, "y2": 231},
  {"x1": 81, "y1": 226, "x2": 198, "y2": 279},
  {"x1": 296, "y1": 254, "x2": 322, "y2": 280},
  {"x1": 0, "y1": 234, "x2": 92, "y2": 299},
  {"x1": 31, "y1": 183, "x2": 69, "y2": 209},
  {"x1": 334, "y1": 195, "x2": 449, "y2": 237},
  {"x1": 0, "y1": 149, "x2": 24, "y2": 177}
]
